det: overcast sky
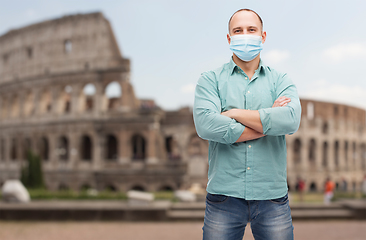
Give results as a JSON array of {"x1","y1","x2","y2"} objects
[{"x1": 1, "y1": 0, "x2": 365, "y2": 110}]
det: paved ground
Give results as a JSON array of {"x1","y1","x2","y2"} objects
[{"x1": 0, "y1": 220, "x2": 365, "y2": 240}]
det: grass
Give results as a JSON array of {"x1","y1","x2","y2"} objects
[
  {"x1": 289, "y1": 191, "x2": 366, "y2": 203},
  {"x1": 1, "y1": 189, "x2": 364, "y2": 202},
  {"x1": 0, "y1": 189, "x2": 176, "y2": 201}
]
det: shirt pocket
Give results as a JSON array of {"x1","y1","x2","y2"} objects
[
  {"x1": 260, "y1": 88, "x2": 275, "y2": 108},
  {"x1": 218, "y1": 80, "x2": 245, "y2": 112}
]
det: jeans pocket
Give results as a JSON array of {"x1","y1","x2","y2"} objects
[
  {"x1": 269, "y1": 193, "x2": 289, "y2": 204},
  {"x1": 206, "y1": 193, "x2": 229, "y2": 204}
]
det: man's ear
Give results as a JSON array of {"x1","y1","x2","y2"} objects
[
  {"x1": 227, "y1": 33, "x2": 231, "y2": 44},
  {"x1": 261, "y1": 31, "x2": 267, "y2": 44}
]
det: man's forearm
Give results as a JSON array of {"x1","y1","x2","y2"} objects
[
  {"x1": 224, "y1": 109, "x2": 263, "y2": 133},
  {"x1": 235, "y1": 126, "x2": 265, "y2": 142}
]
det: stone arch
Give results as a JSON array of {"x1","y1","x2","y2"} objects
[
  {"x1": 22, "y1": 137, "x2": 32, "y2": 160},
  {"x1": 344, "y1": 141, "x2": 349, "y2": 169},
  {"x1": 159, "y1": 185, "x2": 174, "y2": 192},
  {"x1": 81, "y1": 83, "x2": 96, "y2": 112},
  {"x1": 59, "y1": 85, "x2": 72, "y2": 114},
  {"x1": 10, "y1": 138, "x2": 17, "y2": 160},
  {"x1": 0, "y1": 138, "x2": 5, "y2": 161},
  {"x1": 80, "y1": 134, "x2": 92, "y2": 161},
  {"x1": 10, "y1": 94, "x2": 20, "y2": 118},
  {"x1": 130, "y1": 185, "x2": 146, "y2": 191},
  {"x1": 0, "y1": 96, "x2": 7, "y2": 119},
  {"x1": 39, "y1": 88, "x2": 52, "y2": 114},
  {"x1": 58, "y1": 136, "x2": 69, "y2": 161},
  {"x1": 322, "y1": 141, "x2": 328, "y2": 168},
  {"x1": 165, "y1": 135, "x2": 181, "y2": 160},
  {"x1": 334, "y1": 140, "x2": 339, "y2": 169},
  {"x1": 352, "y1": 142, "x2": 357, "y2": 167},
  {"x1": 361, "y1": 143, "x2": 366, "y2": 170},
  {"x1": 104, "y1": 183, "x2": 118, "y2": 192},
  {"x1": 59, "y1": 183, "x2": 69, "y2": 191},
  {"x1": 106, "y1": 134, "x2": 118, "y2": 160},
  {"x1": 105, "y1": 81, "x2": 122, "y2": 110},
  {"x1": 309, "y1": 182, "x2": 317, "y2": 192},
  {"x1": 322, "y1": 121, "x2": 328, "y2": 134},
  {"x1": 293, "y1": 138, "x2": 301, "y2": 166},
  {"x1": 24, "y1": 90, "x2": 34, "y2": 117},
  {"x1": 131, "y1": 134, "x2": 146, "y2": 160},
  {"x1": 308, "y1": 139, "x2": 316, "y2": 169},
  {"x1": 80, "y1": 183, "x2": 92, "y2": 191},
  {"x1": 39, "y1": 137, "x2": 49, "y2": 161}
]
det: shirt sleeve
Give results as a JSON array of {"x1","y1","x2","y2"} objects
[
  {"x1": 258, "y1": 73, "x2": 301, "y2": 136},
  {"x1": 193, "y1": 72, "x2": 245, "y2": 144}
]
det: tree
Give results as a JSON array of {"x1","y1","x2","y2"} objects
[{"x1": 20, "y1": 150, "x2": 45, "y2": 189}]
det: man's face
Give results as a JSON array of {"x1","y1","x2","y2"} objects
[{"x1": 227, "y1": 10, "x2": 266, "y2": 44}]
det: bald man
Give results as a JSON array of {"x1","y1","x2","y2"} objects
[{"x1": 193, "y1": 9, "x2": 301, "y2": 240}]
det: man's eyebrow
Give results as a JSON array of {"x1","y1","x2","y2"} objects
[{"x1": 232, "y1": 27, "x2": 242, "y2": 31}]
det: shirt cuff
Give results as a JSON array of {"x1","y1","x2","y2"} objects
[
  {"x1": 258, "y1": 108, "x2": 272, "y2": 134},
  {"x1": 222, "y1": 118, "x2": 245, "y2": 144}
]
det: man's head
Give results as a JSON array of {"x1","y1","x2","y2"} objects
[{"x1": 227, "y1": 9, "x2": 266, "y2": 44}]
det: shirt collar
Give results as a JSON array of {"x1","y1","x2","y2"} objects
[{"x1": 229, "y1": 56, "x2": 266, "y2": 75}]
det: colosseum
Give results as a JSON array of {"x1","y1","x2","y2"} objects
[{"x1": 0, "y1": 12, "x2": 365, "y2": 193}]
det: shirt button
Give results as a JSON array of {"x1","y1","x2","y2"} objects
[
  {"x1": 248, "y1": 145, "x2": 252, "y2": 148},
  {"x1": 247, "y1": 167, "x2": 250, "y2": 170},
  {"x1": 245, "y1": 77, "x2": 248, "y2": 80},
  {"x1": 247, "y1": 91, "x2": 250, "y2": 93}
]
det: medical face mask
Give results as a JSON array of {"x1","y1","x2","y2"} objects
[{"x1": 229, "y1": 34, "x2": 263, "y2": 62}]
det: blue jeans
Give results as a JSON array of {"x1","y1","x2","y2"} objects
[{"x1": 202, "y1": 192, "x2": 294, "y2": 240}]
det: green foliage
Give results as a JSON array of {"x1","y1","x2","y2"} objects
[
  {"x1": 20, "y1": 150, "x2": 45, "y2": 189},
  {"x1": 28, "y1": 188, "x2": 128, "y2": 200}
]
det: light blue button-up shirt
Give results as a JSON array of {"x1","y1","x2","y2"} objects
[{"x1": 193, "y1": 57, "x2": 301, "y2": 200}]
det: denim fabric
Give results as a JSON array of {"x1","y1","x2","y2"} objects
[{"x1": 202, "y1": 192, "x2": 294, "y2": 240}]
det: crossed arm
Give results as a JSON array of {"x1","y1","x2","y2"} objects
[{"x1": 221, "y1": 96, "x2": 291, "y2": 143}]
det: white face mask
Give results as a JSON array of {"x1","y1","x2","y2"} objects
[{"x1": 229, "y1": 34, "x2": 263, "y2": 62}]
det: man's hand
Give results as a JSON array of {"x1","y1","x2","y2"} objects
[{"x1": 272, "y1": 96, "x2": 291, "y2": 108}]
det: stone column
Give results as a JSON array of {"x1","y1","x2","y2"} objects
[
  {"x1": 315, "y1": 140, "x2": 323, "y2": 172},
  {"x1": 0, "y1": 96, "x2": 2, "y2": 120},
  {"x1": 301, "y1": 138, "x2": 309, "y2": 172},
  {"x1": 147, "y1": 125, "x2": 158, "y2": 164},
  {"x1": 51, "y1": 86, "x2": 61, "y2": 116},
  {"x1": 94, "y1": 82, "x2": 104, "y2": 116},
  {"x1": 328, "y1": 139, "x2": 335, "y2": 172},
  {"x1": 71, "y1": 84, "x2": 82, "y2": 115},
  {"x1": 353, "y1": 142, "x2": 359, "y2": 171},
  {"x1": 32, "y1": 88, "x2": 40, "y2": 116},
  {"x1": 338, "y1": 141, "x2": 345, "y2": 171},
  {"x1": 118, "y1": 130, "x2": 130, "y2": 164},
  {"x1": 93, "y1": 131, "x2": 105, "y2": 170},
  {"x1": 48, "y1": 133, "x2": 58, "y2": 169},
  {"x1": 69, "y1": 132, "x2": 79, "y2": 168},
  {"x1": 4, "y1": 136, "x2": 10, "y2": 164}
]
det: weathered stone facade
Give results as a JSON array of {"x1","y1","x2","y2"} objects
[
  {"x1": 287, "y1": 99, "x2": 366, "y2": 192},
  {"x1": 0, "y1": 12, "x2": 206, "y2": 192},
  {"x1": 0, "y1": 12, "x2": 364, "y2": 193}
]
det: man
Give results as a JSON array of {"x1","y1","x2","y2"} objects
[{"x1": 193, "y1": 9, "x2": 301, "y2": 240}]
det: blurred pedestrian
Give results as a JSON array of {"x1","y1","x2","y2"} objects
[
  {"x1": 297, "y1": 177, "x2": 305, "y2": 202},
  {"x1": 324, "y1": 178, "x2": 335, "y2": 205}
]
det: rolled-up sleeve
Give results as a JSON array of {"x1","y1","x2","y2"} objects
[
  {"x1": 258, "y1": 73, "x2": 301, "y2": 136},
  {"x1": 193, "y1": 72, "x2": 245, "y2": 144}
]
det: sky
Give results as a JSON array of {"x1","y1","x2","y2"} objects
[{"x1": 0, "y1": 0, "x2": 365, "y2": 111}]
